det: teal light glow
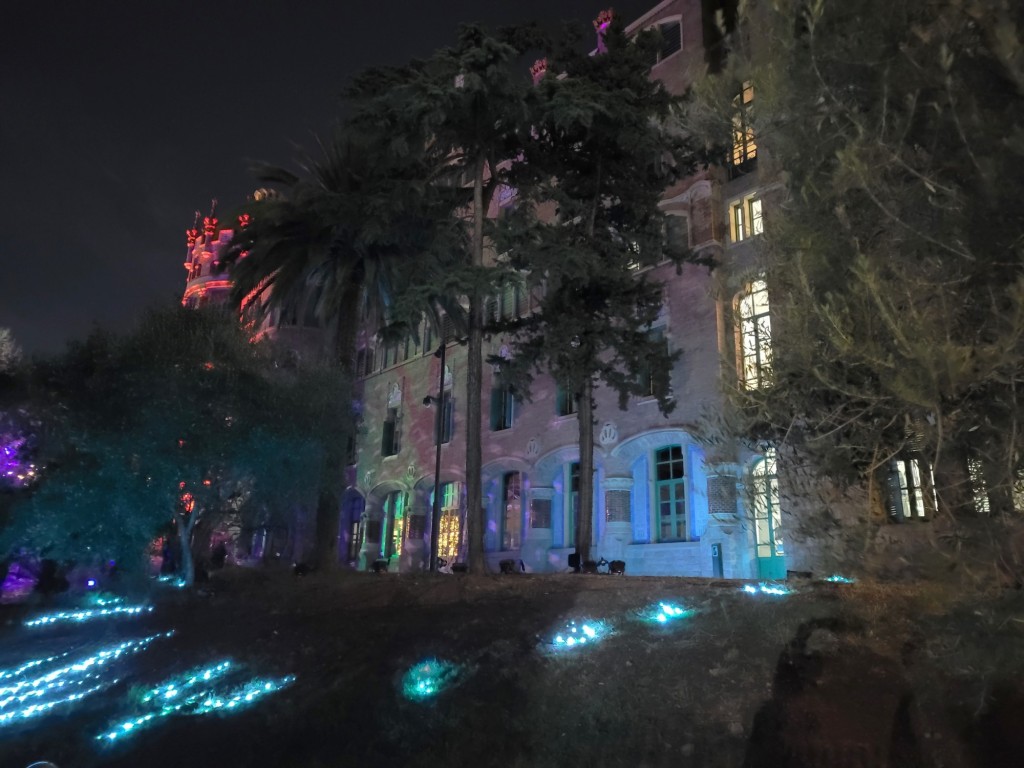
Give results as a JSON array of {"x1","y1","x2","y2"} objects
[
  {"x1": 824, "y1": 574, "x2": 856, "y2": 584},
  {"x1": 637, "y1": 601, "x2": 694, "y2": 625},
  {"x1": 87, "y1": 593, "x2": 125, "y2": 607},
  {"x1": 400, "y1": 659, "x2": 462, "y2": 701},
  {"x1": 156, "y1": 575, "x2": 187, "y2": 588},
  {"x1": 24, "y1": 604, "x2": 153, "y2": 628},
  {"x1": 98, "y1": 661, "x2": 294, "y2": 742},
  {"x1": 742, "y1": 582, "x2": 793, "y2": 597},
  {"x1": 0, "y1": 632, "x2": 173, "y2": 727},
  {"x1": 546, "y1": 619, "x2": 610, "y2": 652}
]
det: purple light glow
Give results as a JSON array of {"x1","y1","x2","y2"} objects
[{"x1": 1, "y1": 433, "x2": 38, "y2": 489}]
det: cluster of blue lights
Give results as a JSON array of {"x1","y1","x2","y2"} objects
[
  {"x1": 25, "y1": 604, "x2": 153, "y2": 628},
  {"x1": 640, "y1": 602, "x2": 694, "y2": 625},
  {"x1": 400, "y1": 659, "x2": 463, "y2": 701},
  {"x1": 156, "y1": 575, "x2": 187, "y2": 589},
  {"x1": 741, "y1": 582, "x2": 794, "y2": 596},
  {"x1": 87, "y1": 593, "x2": 124, "y2": 607},
  {"x1": 548, "y1": 619, "x2": 608, "y2": 651},
  {"x1": 98, "y1": 661, "x2": 294, "y2": 742},
  {"x1": 0, "y1": 632, "x2": 173, "y2": 727},
  {"x1": 824, "y1": 574, "x2": 856, "y2": 584}
]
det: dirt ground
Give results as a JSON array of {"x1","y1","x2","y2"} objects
[{"x1": 2, "y1": 567, "x2": 1023, "y2": 768}]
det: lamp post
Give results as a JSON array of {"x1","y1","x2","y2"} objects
[{"x1": 427, "y1": 341, "x2": 447, "y2": 573}]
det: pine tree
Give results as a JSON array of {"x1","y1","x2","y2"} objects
[
  {"x1": 348, "y1": 26, "x2": 540, "y2": 573},
  {"x1": 497, "y1": 16, "x2": 700, "y2": 564}
]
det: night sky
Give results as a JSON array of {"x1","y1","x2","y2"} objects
[{"x1": 1, "y1": 0, "x2": 656, "y2": 357}]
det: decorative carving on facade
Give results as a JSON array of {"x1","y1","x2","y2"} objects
[
  {"x1": 387, "y1": 382, "x2": 402, "y2": 409},
  {"x1": 526, "y1": 437, "x2": 541, "y2": 458},
  {"x1": 362, "y1": 470, "x2": 375, "y2": 488},
  {"x1": 599, "y1": 421, "x2": 619, "y2": 446}
]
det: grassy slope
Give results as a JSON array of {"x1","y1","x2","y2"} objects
[{"x1": 2, "y1": 568, "x2": 1023, "y2": 767}]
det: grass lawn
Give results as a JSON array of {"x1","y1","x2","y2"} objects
[{"x1": 2, "y1": 567, "x2": 1023, "y2": 767}]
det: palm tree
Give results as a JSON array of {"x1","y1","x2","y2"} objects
[{"x1": 222, "y1": 130, "x2": 463, "y2": 571}]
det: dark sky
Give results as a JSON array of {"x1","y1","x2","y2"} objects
[{"x1": 1, "y1": 0, "x2": 655, "y2": 357}]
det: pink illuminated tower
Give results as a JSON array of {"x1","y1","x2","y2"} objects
[{"x1": 181, "y1": 200, "x2": 235, "y2": 309}]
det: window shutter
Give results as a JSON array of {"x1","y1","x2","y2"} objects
[
  {"x1": 444, "y1": 395, "x2": 454, "y2": 443},
  {"x1": 660, "y1": 22, "x2": 681, "y2": 59},
  {"x1": 887, "y1": 465, "x2": 904, "y2": 522},
  {"x1": 489, "y1": 387, "x2": 502, "y2": 431}
]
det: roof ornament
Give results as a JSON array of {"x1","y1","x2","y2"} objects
[
  {"x1": 203, "y1": 199, "x2": 218, "y2": 239},
  {"x1": 186, "y1": 210, "x2": 200, "y2": 248},
  {"x1": 594, "y1": 8, "x2": 613, "y2": 54},
  {"x1": 530, "y1": 58, "x2": 548, "y2": 85}
]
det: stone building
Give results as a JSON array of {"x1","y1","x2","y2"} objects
[{"x1": 347, "y1": 0, "x2": 792, "y2": 579}]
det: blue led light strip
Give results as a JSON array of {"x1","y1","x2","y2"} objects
[{"x1": 0, "y1": 632, "x2": 174, "y2": 727}]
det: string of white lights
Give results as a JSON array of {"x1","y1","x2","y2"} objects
[{"x1": 24, "y1": 604, "x2": 153, "y2": 628}]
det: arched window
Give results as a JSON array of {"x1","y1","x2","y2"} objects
[
  {"x1": 752, "y1": 450, "x2": 783, "y2": 558},
  {"x1": 738, "y1": 279, "x2": 773, "y2": 390},
  {"x1": 502, "y1": 472, "x2": 522, "y2": 551},
  {"x1": 654, "y1": 445, "x2": 686, "y2": 541},
  {"x1": 382, "y1": 491, "x2": 406, "y2": 559},
  {"x1": 435, "y1": 481, "x2": 462, "y2": 561}
]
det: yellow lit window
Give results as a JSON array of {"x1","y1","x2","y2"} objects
[
  {"x1": 738, "y1": 279, "x2": 773, "y2": 390},
  {"x1": 732, "y1": 81, "x2": 757, "y2": 165},
  {"x1": 730, "y1": 196, "x2": 763, "y2": 243}
]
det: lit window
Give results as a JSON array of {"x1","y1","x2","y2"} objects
[
  {"x1": 382, "y1": 491, "x2": 406, "y2": 559},
  {"x1": 732, "y1": 81, "x2": 757, "y2": 166},
  {"x1": 738, "y1": 279, "x2": 773, "y2": 390},
  {"x1": 753, "y1": 449, "x2": 784, "y2": 558},
  {"x1": 967, "y1": 457, "x2": 991, "y2": 515},
  {"x1": 654, "y1": 446, "x2": 686, "y2": 541},
  {"x1": 502, "y1": 472, "x2": 522, "y2": 551},
  {"x1": 436, "y1": 482, "x2": 462, "y2": 561},
  {"x1": 888, "y1": 457, "x2": 934, "y2": 521},
  {"x1": 730, "y1": 196, "x2": 763, "y2": 243}
]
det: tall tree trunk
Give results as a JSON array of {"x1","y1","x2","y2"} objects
[
  {"x1": 177, "y1": 512, "x2": 198, "y2": 587},
  {"x1": 576, "y1": 376, "x2": 595, "y2": 564},
  {"x1": 312, "y1": 293, "x2": 360, "y2": 572},
  {"x1": 466, "y1": 152, "x2": 486, "y2": 574}
]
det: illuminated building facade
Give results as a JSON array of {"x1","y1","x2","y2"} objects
[{"x1": 347, "y1": 0, "x2": 795, "y2": 579}]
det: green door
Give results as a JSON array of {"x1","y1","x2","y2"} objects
[{"x1": 753, "y1": 451, "x2": 786, "y2": 580}]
